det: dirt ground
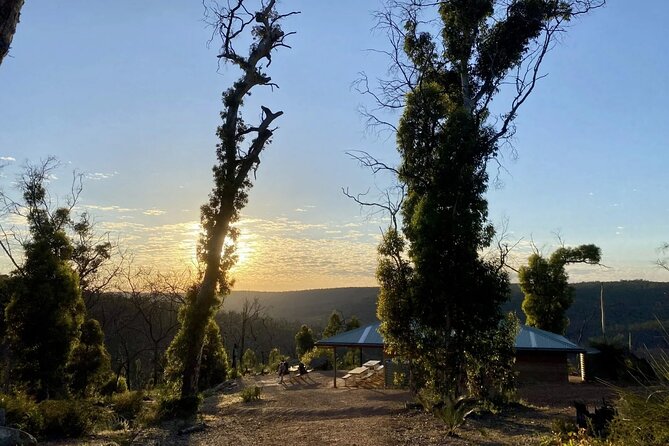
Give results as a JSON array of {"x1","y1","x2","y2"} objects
[{"x1": 49, "y1": 372, "x2": 618, "y2": 446}]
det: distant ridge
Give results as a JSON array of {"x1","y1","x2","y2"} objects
[{"x1": 226, "y1": 281, "x2": 669, "y2": 346}]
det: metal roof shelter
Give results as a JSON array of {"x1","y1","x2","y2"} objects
[
  {"x1": 515, "y1": 325, "x2": 585, "y2": 353},
  {"x1": 316, "y1": 322, "x2": 584, "y2": 387}
]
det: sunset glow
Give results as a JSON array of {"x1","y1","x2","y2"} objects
[{"x1": 2, "y1": 2, "x2": 669, "y2": 291}]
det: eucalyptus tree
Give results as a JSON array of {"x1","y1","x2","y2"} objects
[
  {"x1": 173, "y1": 0, "x2": 297, "y2": 398},
  {"x1": 2, "y1": 160, "x2": 86, "y2": 399},
  {"x1": 519, "y1": 244, "x2": 601, "y2": 334},
  {"x1": 0, "y1": 159, "x2": 117, "y2": 398},
  {"x1": 362, "y1": 0, "x2": 603, "y2": 399}
]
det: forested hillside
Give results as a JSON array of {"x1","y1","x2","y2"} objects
[{"x1": 227, "y1": 281, "x2": 669, "y2": 349}]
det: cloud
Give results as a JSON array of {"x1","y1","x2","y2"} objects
[
  {"x1": 0, "y1": 156, "x2": 16, "y2": 162},
  {"x1": 294, "y1": 208, "x2": 307, "y2": 212},
  {"x1": 143, "y1": 209, "x2": 167, "y2": 216},
  {"x1": 86, "y1": 204, "x2": 138, "y2": 213},
  {"x1": 85, "y1": 171, "x2": 118, "y2": 181}
]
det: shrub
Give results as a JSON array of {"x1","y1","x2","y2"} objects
[
  {"x1": 301, "y1": 347, "x2": 332, "y2": 370},
  {"x1": 37, "y1": 399, "x2": 94, "y2": 439},
  {"x1": 240, "y1": 386, "x2": 262, "y2": 403},
  {"x1": 100, "y1": 375, "x2": 128, "y2": 395},
  {"x1": 268, "y1": 348, "x2": 282, "y2": 373},
  {"x1": 432, "y1": 396, "x2": 477, "y2": 437},
  {"x1": 608, "y1": 389, "x2": 669, "y2": 446},
  {"x1": 164, "y1": 297, "x2": 229, "y2": 393},
  {"x1": 111, "y1": 390, "x2": 144, "y2": 421},
  {"x1": 0, "y1": 391, "x2": 42, "y2": 434},
  {"x1": 156, "y1": 395, "x2": 202, "y2": 421},
  {"x1": 601, "y1": 324, "x2": 669, "y2": 445},
  {"x1": 67, "y1": 319, "x2": 113, "y2": 397},
  {"x1": 241, "y1": 348, "x2": 258, "y2": 374}
]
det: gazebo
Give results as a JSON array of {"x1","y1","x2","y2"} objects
[
  {"x1": 315, "y1": 323, "x2": 384, "y2": 388},
  {"x1": 315, "y1": 322, "x2": 585, "y2": 387}
]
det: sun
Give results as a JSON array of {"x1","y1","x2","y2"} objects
[{"x1": 226, "y1": 233, "x2": 255, "y2": 272}]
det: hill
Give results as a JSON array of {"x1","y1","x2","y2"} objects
[{"x1": 227, "y1": 280, "x2": 669, "y2": 347}]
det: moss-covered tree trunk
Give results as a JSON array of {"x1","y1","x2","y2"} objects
[{"x1": 177, "y1": 0, "x2": 296, "y2": 398}]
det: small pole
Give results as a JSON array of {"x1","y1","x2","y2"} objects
[
  {"x1": 333, "y1": 346, "x2": 337, "y2": 388},
  {"x1": 600, "y1": 283, "x2": 606, "y2": 337}
]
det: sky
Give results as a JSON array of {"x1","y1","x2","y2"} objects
[{"x1": 1, "y1": 1, "x2": 668, "y2": 291}]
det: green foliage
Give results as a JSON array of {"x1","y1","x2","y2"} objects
[
  {"x1": 376, "y1": 0, "x2": 569, "y2": 400},
  {"x1": 540, "y1": 428, "x2": 612, "y2": 446},
  {"x1": 239, "y1": 386, "x2": 262, "y2": 403},
  {"x1": 433, "y1": 396, "x2": 477, "y2": 437},
  {"x1": 111, "y1": 390, "x2": 145, "y2": 422},
  {"x1": 4, "y1": 161, "x2": 86, "y2": 399},
  {"x1": 608, "y1": 389, "x2": 669, "y2": 446},
  {"x1": 322, "y1": 310, "x2": 345, "y2": 338},
  {"x1": 519, "y1": 245, "x2": 601, "y2": 334},
  {"x1": 241, "y1": 348, "x2": 257, "y2": 373},
  {"x1": 100, "y1": 375, "x2": 128, "y2": 396},
  {"x1": 67, "y1": 319, "x2": 112, "y2": 396},
  {"x1": 155, "y1": 394, "x2": 202, "y2": 421},
  {"x1": 0, "y1": 391, "x2": 42, "y2": 434},
  {"x1": 37, "y1": 399, "x2": 95, "y2": 439},
  {"x1": 165, "y1": 290, "x2": 228, "y2": 392},
  {"x1": 300, "y1": 347, "x2": 332, "y2": 370},
  {"x1": 604, "y1": 327, "x2": 669, "y2": 446},
  {"x1": 268, "y1": 348, "x2": 282, "y2": 372},
  {"x1": 465, "y1": 312, "x2": 519, "y2": 404},
  {"x1": 295, "y1": 324, "x2": 315, "y2": 357},
  {"x1": 417, "y1": 388, "x2": 476, "y2": 436},
  {"x1": 346, "y1": 315, "x2": 361, "y2": 331},
  {"x1": 177, "y1": 0, "x2": 293, "y2": 398}
]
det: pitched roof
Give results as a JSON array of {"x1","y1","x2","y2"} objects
[
  {"x1": 315, "y1": 322, "x2": 384, "y2": 348},
  {"x1": 315, "y1": 322, "x2": 585, "y2": 353},
  {"x1": 515, "y1": 325, "x2": 585, "y2": 352}
]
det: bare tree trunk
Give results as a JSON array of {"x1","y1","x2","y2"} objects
[{"x1": 0, "y1": 0, "x2": 24, "y2": 67}]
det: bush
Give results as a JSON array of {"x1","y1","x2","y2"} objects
[
  {"x1": 241, "y1": 348, "x2": 258, "y2": 374},
  {"x1": 596, "y1": 324, "x2": 669, "y2": 445},
  {"x1": 165, "y1": 316, "x2": 228, "y2": 392},
  {"x1": 301, "y1": 347, "x2": 332, "y2": 370},
  {"x1": 111, "y1": 390, "x2": 144, "y2": 421},
  {"x1": 608, "y1": 389, "x2": 669, "y2": 445},
  {"x1": 0, "y1": 391, "x2": 42, "y2": 434},
  {"x1": 240, "y1": 386, "x2": 262, "y2": 403},
  {"x1": 100, "y1": 375, "x2": 128, "y2": 395},
  {"x1": 268, "y1": 348, "x2": 282, "y2": 372},
  {"x1": 37, "y1": 399, "x2": 95, "y2": 439},
  {"x1": 156, "y1": 395, "x2": 202, "y2": 421}
]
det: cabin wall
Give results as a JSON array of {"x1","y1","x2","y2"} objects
[{"x1": 515, "y1": 351, "x2": 569, "y2": 384}]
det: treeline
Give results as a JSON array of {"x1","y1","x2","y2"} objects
[
  {"x1": 223, "y1": 281, "x2": 669, "y2": 350},
  {"x1": 86, "y1": 292, "x2": 316, "y2": 390}
]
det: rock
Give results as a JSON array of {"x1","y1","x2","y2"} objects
[{"x1": 0, "y1": 426, "x2": 37, "y2": 446}]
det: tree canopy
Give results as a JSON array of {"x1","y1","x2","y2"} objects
[
  {"x1": 372, "y1": 0, "x2": 602, "y2": 400},
  {"x1": 519, "y1": 244, "x2": 602, "y2": 334}
]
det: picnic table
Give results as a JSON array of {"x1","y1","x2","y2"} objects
[
  {"x1": 363, "y1": 360, "x2": 381, "y2": 369},
  {"x1": 342, "y1": 366, "x2": 372, "y2": 387}
]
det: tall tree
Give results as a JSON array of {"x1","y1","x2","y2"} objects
[
  {"x1": 519, "y1": 244, "x2": 601, "y2": 334},
  {"x1": 0, "y1": 0, "x2": 24, "y2": 67},
  {"x1": 322, "y1": 311, "x2": 345, "y2": 339},
  {"x1": 367, "y1": 0, "x2": 602, "y2": 399},
  {"x1": 174, "y1": 0, "x2": 297, "y2": 398},
  {"x1": 2, "y1": 160, "x2": 86, "y2": 399}
]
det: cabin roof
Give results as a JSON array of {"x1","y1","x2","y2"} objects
[{"x1": 315, "y1": 322, "x2": 585, "y2": 353}]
